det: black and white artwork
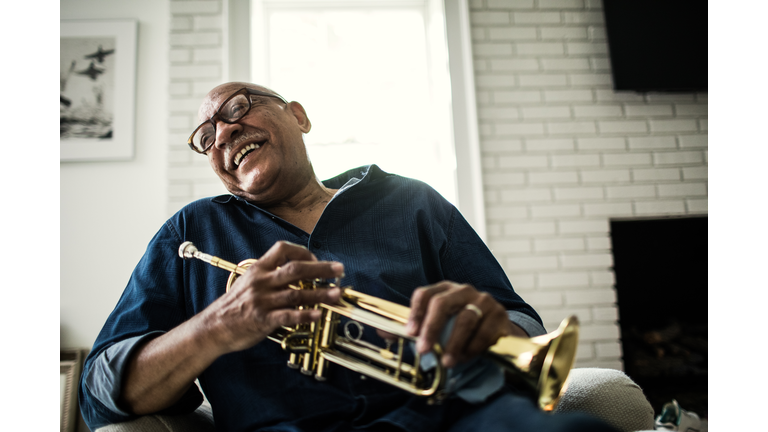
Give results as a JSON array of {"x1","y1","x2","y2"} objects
[
  {"x1": 60, "y1": 37, "x2": 116, "y2": 139},
  {"x1": 61, "y1": 20, "x2": 136, "y2": 161}
]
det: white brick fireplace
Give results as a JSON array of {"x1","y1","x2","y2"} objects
[{"x1": 165, "y1": 0, "x2": 707, "y2": 370}]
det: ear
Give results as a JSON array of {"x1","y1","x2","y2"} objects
[{"x1": 287, "y1": 101, "x2": 311, "y2": 133}]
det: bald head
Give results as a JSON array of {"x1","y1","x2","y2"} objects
[{"x1": 198, "y1": 82, "x2": 284, "y2": 122}]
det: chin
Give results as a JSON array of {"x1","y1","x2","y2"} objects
[{"x1": 230, "y1": 172, "x2": 275, "y2": 198}]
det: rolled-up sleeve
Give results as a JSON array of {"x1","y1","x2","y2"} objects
[
  {"x1": 80, "y1": 333, "x2": 204, "y2": 429},
  {"x1": 84, "y1": 333, "x2": 162, "y2": 416},
  {"x1": 78, "y1": 220, "x2": 204, "y2": 430},
  {"x1": 506, "y1": 310, "x2": 547, "y2": 337}
]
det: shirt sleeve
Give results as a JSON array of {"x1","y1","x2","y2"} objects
[
  {"x1": 78, "y1": 220, "x2": 204, "y2": 430},
  {"x1": 84, "y1": 333, "x2": 164, "y2": 416},
  {"x1": 506, "y1": 310, "x2": 547, "y2": 337}
]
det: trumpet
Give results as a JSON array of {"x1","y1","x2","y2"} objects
[{"x1": 179, "y1": 241, "x2": 579, "y2": 411}]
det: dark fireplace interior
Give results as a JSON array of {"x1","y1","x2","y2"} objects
[{"x1": 610, "y1": 216, "x2": 707, "y2": 418}]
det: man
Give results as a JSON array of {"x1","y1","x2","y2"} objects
[{"x1": 79, "y1": 82, "x2": 617, "y2": 431}]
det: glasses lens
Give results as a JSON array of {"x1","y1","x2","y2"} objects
[
  {"x1": 220, "y1": 94, "x2": 251, "y2": 122},
  {"x1": 188, "y1": 90, "x2": 254, "y2": 154},
  {"x1": 192, "y1": 123, "x2": 215, "y2": 153}
]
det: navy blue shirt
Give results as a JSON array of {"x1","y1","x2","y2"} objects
[{"x1": 79, "y1": 165, "x2": 544, "y2": 431}]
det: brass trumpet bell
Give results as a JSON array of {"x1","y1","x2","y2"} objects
[
  {"x1": 486, "y1": 315, "x2": 579, "y2": 411},
  {"x1": 178, "y1": 242, "x2": 579, "y2": 410}
]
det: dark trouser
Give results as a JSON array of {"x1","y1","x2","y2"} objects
[
  {"x1": 353, "y1": 387, "x2": 619, "y2": 432},
  {"x1": 440, "y1": 390, "x2": 619, "y2": 432}
]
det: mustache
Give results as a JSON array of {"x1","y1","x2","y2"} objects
[{"x1": 230, "y1": 131, "x2": 267, "y2": 148}]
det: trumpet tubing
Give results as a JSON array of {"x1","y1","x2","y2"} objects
[{"x1": 178, "y1": 242, "x2": 579, "y2": 410}]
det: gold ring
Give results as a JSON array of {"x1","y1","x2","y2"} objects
[{"x1": 464, "y1": 304, "x2": 483, "y2": 320}]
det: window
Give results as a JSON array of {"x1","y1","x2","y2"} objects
[{"x1": 226, "y1": 0, "x2": 486, "y2": 238}]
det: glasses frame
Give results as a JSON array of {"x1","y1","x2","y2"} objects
[{"x1": 187, "y1": 87, "x2": 288, "y2": 154}]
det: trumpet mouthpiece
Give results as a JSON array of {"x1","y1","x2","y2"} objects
[{"x1": 179, "y1": 241, "x2": 198, "y2": 259}]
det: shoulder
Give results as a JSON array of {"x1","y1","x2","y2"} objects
[
  {"x1": 343, "y1": 165, "x2": 451, "y2": 205},
  {"x1": 347, "y1": 166, "x2": 458, "y2": 227},
  {"x1": 379, "y1": 172, "x2": 456, "y2": 217}
]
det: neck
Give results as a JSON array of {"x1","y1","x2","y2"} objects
[
  {"x1": 268, "y1": 178, "x2": 334, "y2": 213},
  {"x1": 263, "y1": 178, "x2": 337, "y2": 234}
]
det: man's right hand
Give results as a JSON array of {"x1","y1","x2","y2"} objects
[
  {"x1": 205, "y1": 241, "x2": 344, "y2": 354},
  {"x1": 120, "y1": 241, "x2": 342, "y2": 414}
]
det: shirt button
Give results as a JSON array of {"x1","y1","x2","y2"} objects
[{"x1": 312, "y1": 241, "x2": 322, "y2": 249}]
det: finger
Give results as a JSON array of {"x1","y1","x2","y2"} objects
[
  {"x1": 256, "y1": 241, "x2": 318, "y2": 270},
  {"x1": 442, "y1": 304, "x2": 485, "y2": 368},
  {"x1": 464, "y1": 305, "x2": 510, "y2": 358},
  {"x1": 416, "y1": 285, "x2": 476, "y2": 354},
  {"x1": 268, "y1": 287, "x2": 342, "y2": 310},
  {"x1": 269, "y1": 260, "x2": 345, "y2": 288},
  {"x1": 266, "y1": 308, "x2": 325, "y2": 328},
  {"x1": 406, "y1": 282, "x2": 452, "y2": 336}
]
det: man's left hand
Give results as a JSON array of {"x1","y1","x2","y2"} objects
[{"x1": 405, "y1": 281, "x2": 527, "y2": 368}]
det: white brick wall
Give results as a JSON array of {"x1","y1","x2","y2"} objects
[
  {"x1": 167, "y1": 0, "x2": 227, "y2": 216},
  {"x1": 470, "y1": 0, "x2": 707, "y2": 369},
  {"x1": 164, "y1": 0, "x2": 707, "y2": 371}
]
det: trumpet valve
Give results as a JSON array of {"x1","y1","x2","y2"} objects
[
  {"x1": 314, "y1": 356, "x2": 328, "y2": 381},
  {"x1": 287, "y1": 353, "x2": 301, "y2": 369}
]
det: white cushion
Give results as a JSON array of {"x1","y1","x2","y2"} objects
[{"x1": 555, "y1": 368, "x2": 655, "y2": 432}]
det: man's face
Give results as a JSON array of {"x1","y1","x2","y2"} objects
[{"x1": 198, "y1": 83, "x2": 314, "y2": 204}]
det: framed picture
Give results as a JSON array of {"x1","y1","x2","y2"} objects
[
  {"x1": 60, "y1": 349, "x2": 84, "y2": 432},
  {"x1": 60, "y1": 20, "x2": 137, "y2": 161}
]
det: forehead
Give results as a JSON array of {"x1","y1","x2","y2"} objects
[{"x1": 197, "y1": 84, "x2": 276, "y2": 122}]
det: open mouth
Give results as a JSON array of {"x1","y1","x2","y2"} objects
[{"x1": 233, "y1": 141, "x2": 266, "y2": 168}]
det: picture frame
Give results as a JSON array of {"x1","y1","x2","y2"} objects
[
  {"x1": 60, "y1": 20, "x2": 137, "y2": 161},
  {"x1": 60, "y1": 349, "x2": 84, "y2": 432}
]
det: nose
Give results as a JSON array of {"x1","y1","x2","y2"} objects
[{"x1": 213, "y1": 120, "x2": 243, "y2": 149}]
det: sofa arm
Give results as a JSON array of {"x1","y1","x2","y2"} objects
[
  {"x1": 95, "y1": 403, "x2": 214, "y2": 432},
  {"x1": 555, "y1": 368, "x2": 655, "y2": 432}
]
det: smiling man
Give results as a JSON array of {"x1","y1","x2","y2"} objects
[
  {"x1": 78, "y1": 82, "x2": 618, "y2": 432},
  {"x1": 193, "y1": 85, "x2": 331, "y2": 227}
]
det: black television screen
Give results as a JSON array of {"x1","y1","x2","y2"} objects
[{"x1": 602, "y1": 0, "x2": 707, "y2": 93}]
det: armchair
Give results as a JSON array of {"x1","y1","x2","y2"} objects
[{"x1": 95, "y1": 368, "x2": 656, "y2": 432}]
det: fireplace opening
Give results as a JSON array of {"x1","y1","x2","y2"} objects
[{"x1": 610, "y1": 216, "x2": 707, "y2": 417}]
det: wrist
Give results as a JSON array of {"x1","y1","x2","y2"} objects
[{"x1": 187, "y1": 305, "x2": 238, "y2": 358}]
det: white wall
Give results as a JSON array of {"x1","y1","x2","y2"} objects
[
  {"x1": 468, "y1": 0, "x2": 707, "y2": 369},
  {"x1": 60, "y1": 0, "x2": 170, "y2": 349}
]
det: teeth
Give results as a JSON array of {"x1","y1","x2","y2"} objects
[{"x1": 233, "y1": 143, "x2": 261, "y2": 166}]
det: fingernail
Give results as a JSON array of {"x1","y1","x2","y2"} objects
[
  {"x1": 416, "y1": 339, "x2": 427, "y2": 354},
  {"x1": 331, "y1": 262, "x2": 345, "y2": 277}
]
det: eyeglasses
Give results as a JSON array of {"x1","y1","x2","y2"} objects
[{"x1": 187, "y1": 88, "x2": 288, "y2": 154}]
